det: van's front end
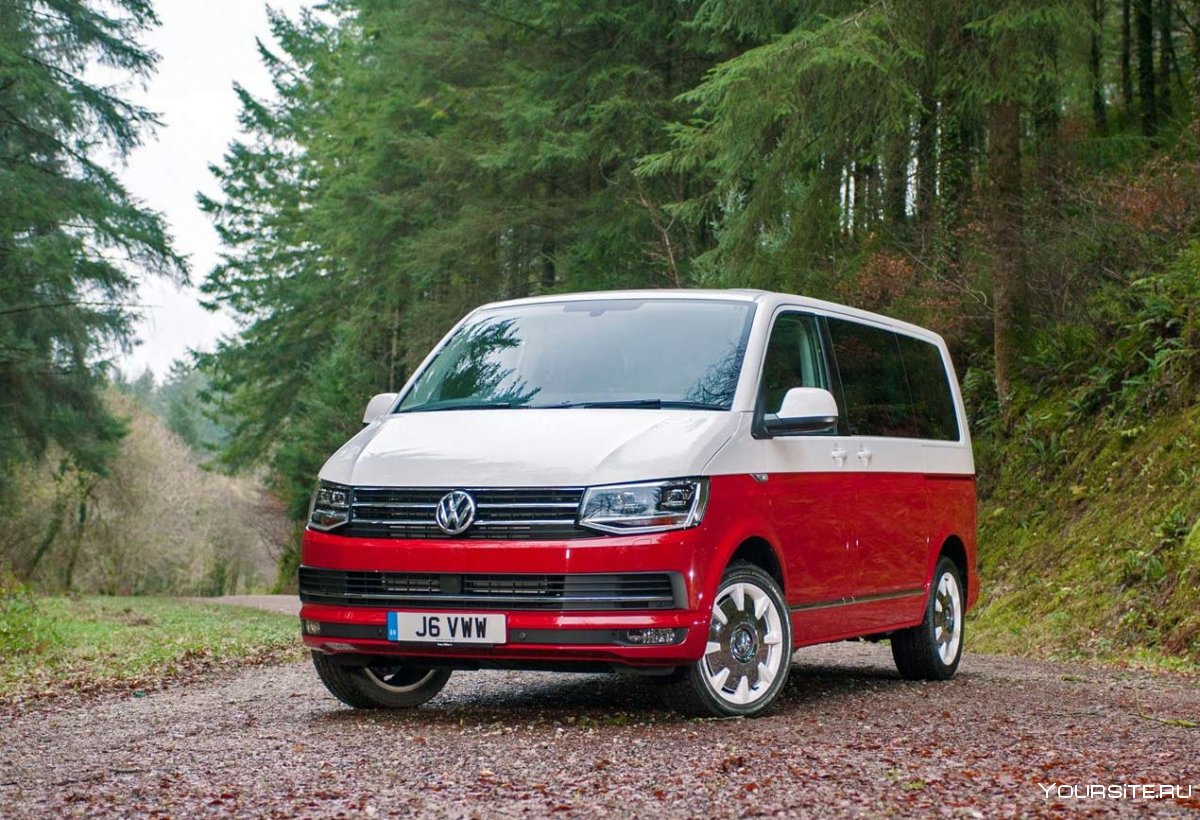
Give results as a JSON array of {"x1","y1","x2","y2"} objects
[
  {"x1": 300, "y1": 475, "x2": 721, "y2": 668},
  {"x1": 299, "y1": 294, "x2": 761, "y2": 710}
]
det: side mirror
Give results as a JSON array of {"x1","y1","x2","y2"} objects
[
  {"x1": 762, "y1": 387, "x2": 839, "y2": 436},
  {"x1": 362, "y1": 392, "x2": 399, "y2": 425}
]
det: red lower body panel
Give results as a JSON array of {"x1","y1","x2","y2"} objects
[
  {"x1": 298, "y1": 473, "x2": 977, "y2": 668},
  {"x1": 298, "y1": 525, "x2": 718, "y2": 667}
]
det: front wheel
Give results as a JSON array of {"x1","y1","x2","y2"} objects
[
  {"x1": 666, "y1": 562, "x2": 792, "y2": 717},
  {"x1": 891, "y1": 556, "x2": 964, "y2": 680},
  {"x1": 311, "y1": 652, "x2": 452, "y2": 709}
]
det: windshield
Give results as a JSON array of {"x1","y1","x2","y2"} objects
[{"x1": 397, "y1": 299, "x2": 756, "y2": 412}]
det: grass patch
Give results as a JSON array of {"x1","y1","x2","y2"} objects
[
  {"x1": 971, "y1": 392, "x2": 1200, "y2": 672},
  {"x1": 0, "y1": 595, "x2": 303, "y2": 702}
]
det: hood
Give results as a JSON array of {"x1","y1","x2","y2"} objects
[{"x1": 319, "y1": 408, "x2": 739, "y2": 488}]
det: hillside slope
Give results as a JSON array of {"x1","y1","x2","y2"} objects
[{"x1": 973, "y1": 396, "x2": 1200, "y2": 667}]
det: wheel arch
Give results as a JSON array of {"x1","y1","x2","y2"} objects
[
  {"x1": 938, "y1": 534, "x2": 968, "y2": 603},
  {"x1": 726, "y1": 536, "x2": 786, "y2": 593}
]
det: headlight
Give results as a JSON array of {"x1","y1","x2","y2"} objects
[
  {"x1": 579, "y1": 478, "x2": 709, "y2": 534},
  {"x1": 309, "y1": 480, "x2": 351, "y2": 531}
]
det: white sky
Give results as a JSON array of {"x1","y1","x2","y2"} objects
[{"x1": 110, "y1": 0, "x2": 309, "y2": 379}]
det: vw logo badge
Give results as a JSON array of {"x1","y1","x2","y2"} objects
[{"x1": 435, "y1": 490, "x2": 476, "y2": 535}]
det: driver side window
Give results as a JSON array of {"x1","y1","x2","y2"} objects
[{"x1": 759, "y1": 313, "x2": 829, "y2": 414}]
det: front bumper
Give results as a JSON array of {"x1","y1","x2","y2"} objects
[{"x1": 299, "y1": 527, "x2": 716, "y2": 667}]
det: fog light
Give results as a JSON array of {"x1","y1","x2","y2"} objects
[
  {"x1": 622, "y1": 628, "x2": 679, "y2": 645},
  {"x1": 303, "y1": 619, "x2": 321, "y2": 635}
]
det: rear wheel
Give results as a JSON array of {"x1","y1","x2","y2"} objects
[
  {"x1": 891, "y1": 556, "x2": 964, "y2": 680},
  {"x1": 667, "y1": 562, "x2": 792, "y2": 717},
  {"x1": 311, "y1": 652, "x2": 452, "y2": 709}
]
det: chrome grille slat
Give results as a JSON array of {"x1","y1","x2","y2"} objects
[
  {"x1": 475, "y1": 502, "x2": 579, "y2": 509},
  {"x1": 340, "y1": 486, "x2": 592, "y2": 540}
]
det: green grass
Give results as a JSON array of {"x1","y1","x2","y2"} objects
[
  {"x1": 970, "y1": 393, "x2": 1200, "y2": 672},
  {"x1": 0, "y1": 595, "x2": 303, "y2": 701}
]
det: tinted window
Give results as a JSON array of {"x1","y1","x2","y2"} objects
[
  {"x1": 896, "y1": 333, "x2": 960, "y2": 441},
  {"x1": 827, "y1": 319, "x2": 917, "y2": 437},
  {"x1": 758, "y1": 313, "x2": 828, "y2": 414},
  {"x1": 398, "y1": 299, "x2": 755, "y2": 411}
]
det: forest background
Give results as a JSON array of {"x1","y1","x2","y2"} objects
[{"x1": 3, "y1": 0, "x2": 1200, "y2": 666}]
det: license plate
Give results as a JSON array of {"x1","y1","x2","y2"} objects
[{"x1": 387, "y1": 612, "x2": 506, "y2": 644}]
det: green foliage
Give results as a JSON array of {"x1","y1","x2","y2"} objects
[
  {"x1": 199, "y1": 0, "x2": 720, "y2": 515},
  {"x1": 1023, "y1": 240, "x2": 1200, "y2": 428},
  {"x1": 0, "y1": 567, "x2": 58, "y2": 659},
  {"x1": 0, "y1": 0, "x2": 184, "y2": 493},
  {"x1": 0, "y1": 596, "x2": 302, "y2": 700},
  {"x1": 115, "y1": 362, "x2": 230, "y2": 453},
  {"x1": 192, "y1": 0, "x2": 1200, "y2": 664}
]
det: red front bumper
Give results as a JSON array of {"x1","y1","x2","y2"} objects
[{"x1": 299, "y1": 527, "x2": 717, "y2": 667}]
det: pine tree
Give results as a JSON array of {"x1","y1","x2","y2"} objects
[{"x1": 0, "y1": 0, "x2": 182, "y2": 491}]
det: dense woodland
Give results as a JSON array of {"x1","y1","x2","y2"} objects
[
  {"x1": 194, "y1": 0, "x2": 1200, "y2": 517},
  {"x1": 2, "y1": 1, "x2": 1199, "y2": 658}
]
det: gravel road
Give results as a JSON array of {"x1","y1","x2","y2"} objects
[{"x1": 1, "y1": 598, "x2": 1197, "y2": 818}]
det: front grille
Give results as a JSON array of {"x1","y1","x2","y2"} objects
[
  {"x1": 340, "y1": 487, "x2": 591, "y2": 540},
  {"x1": 299, "y1": 567, "x2": 683, "y2": 610}
]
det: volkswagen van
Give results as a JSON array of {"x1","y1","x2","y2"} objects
[{"x1": 300, "y1": 290, "x2": 977, "y2": 717}]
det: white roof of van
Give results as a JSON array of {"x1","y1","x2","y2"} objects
[{"x1": 476, "y1": 289, "x2": 943, "y2": 344}]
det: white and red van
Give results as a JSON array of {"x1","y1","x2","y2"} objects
[{"x1": 300, "y1": 290, "x2": 977, "y2": 716}]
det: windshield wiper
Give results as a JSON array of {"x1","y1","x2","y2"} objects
[
  {"x1": 399, "y1": 400, "x2": 524, "y2": 413},
  {"x1": 531, "y1": 399, "x2": 727, "y2": 410}
]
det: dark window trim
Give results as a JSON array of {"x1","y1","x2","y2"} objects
[
  {"x1": 817, "y1": 315, "x2": 853, "y2": 437},
  {"x1": 750, "y1": 309, "x2": 838, "y2": 439}
]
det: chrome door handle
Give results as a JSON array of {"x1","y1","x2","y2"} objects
[
  {"x1": 830, "y1": 447, "x2": 847, "y2": 466},
  {"x1": 857, "y1": 447, "x2": 873, "y2": 465}
]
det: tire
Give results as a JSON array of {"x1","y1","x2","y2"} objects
[
  {"x1": 891, "y1": 556, "x2": 964, "y2": 681},
  {"x1": 311, "y1": 652, "x2": 452, "y2": 709},
  {"x1": 666, "y1": 561, "x2": 792, "y2": 718}
]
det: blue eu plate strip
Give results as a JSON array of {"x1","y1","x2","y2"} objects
[{"x1": 387, "y1": 611, "x2": 399, "y2": 641}]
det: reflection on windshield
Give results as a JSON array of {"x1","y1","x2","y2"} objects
[
  {"x1": 423, "y1": 319, "x2": 540, "y2": 409},
  {"x1": 398, "y1": 299, "x2": 756, "y2": 412}
]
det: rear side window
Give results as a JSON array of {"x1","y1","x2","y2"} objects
[
  {"x1": 895, "y1": 333, "x2": 960, "y2": 441},
  {"x1": 827, "y1": 319, "x2": 916, "y2": 437}
]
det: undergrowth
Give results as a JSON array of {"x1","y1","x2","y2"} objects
[{"x1": 969, "y1": 240, "x2": 1200, "y2": 668}]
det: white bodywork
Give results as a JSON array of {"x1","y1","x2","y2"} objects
[
  {"x1": 317, "y1": 289, "x2": 975, "y2": 488},
  {"x1": 321, "y1": 408, "x2": 739, "y2": 487}
]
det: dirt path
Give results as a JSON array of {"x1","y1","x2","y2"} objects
[
  {"x1": 200, "y1": 594, "x2": 302, "y2": 616},
  {"x1": 1, "y1": 601, "x2": 1197, "y2": 817}
]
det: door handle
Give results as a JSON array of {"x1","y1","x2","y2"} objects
[
  {"x1": 857, "y1": 446, "x2": 873, "y2": 465},
  {"x1": 830, "y1": 446, "x2": 847, "y2": 466}
]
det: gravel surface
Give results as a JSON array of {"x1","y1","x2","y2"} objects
[{"x1": 1, "y1": 601, "x2": 1197, "y2": 817}]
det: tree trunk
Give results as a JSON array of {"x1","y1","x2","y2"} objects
[
  {"x1": 1194, "y1": 0, "x2": 1200, "y2": 142},
  {"x1": 915, "y1": 85, "x2": 937, "y2": 229},
  {"x1": 1122, "y1": 0, "x2": 1135, "y2": 116},
  {"x1": 1033, "y1": 32, "x2": 1062, "y2": 200},
  {"x1": 62, "y1": 493, "x2": 90, "y2": 592},
  {"x1": 987, "y1": 100, "x2": 1025, "y2": 419},
  {"x1": 939, "y1": 102, "x2": 974, "y2": 274},
  {"x1": 1136, "y1": 0, "x2": 1158, "y2": 136},
  {"x1": 387, "y1": 304, "x2": 403, "y2": 393},
  {"x1": 884, "y1": 128, "x2": 909, "y2": 227},
  {"x1": 1091, "y1": 0, "x2": 1108, "y2": 131},
  {"x1": 540, "y1": 237, "x2": 556, "y2": 290},
  {"x1": 1157, "y1": 0, "x2": 1173, "y2": 118}
]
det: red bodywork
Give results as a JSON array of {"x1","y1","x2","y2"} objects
[{"x1": 300, "y1": 473, "x2": 977, "y2": 667}]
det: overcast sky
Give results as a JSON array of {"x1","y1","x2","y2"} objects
[{"x1": 112, "y1": 0, "x2": 308, "y2": 379}]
